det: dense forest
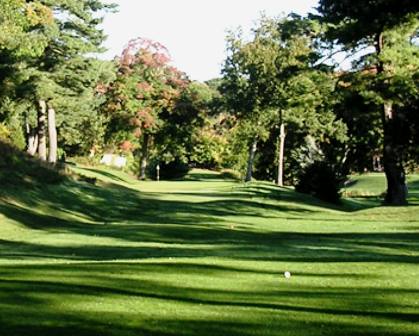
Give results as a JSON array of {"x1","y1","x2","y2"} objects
[{"x1": 1, "y1": 0, "x2": 419, "y2": 205}]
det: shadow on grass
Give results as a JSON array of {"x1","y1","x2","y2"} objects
[
  {"x1": 0, "y1": 228, "x2": 418, "y2": 263},
  {"x1": 0, "y1": 178, "x2": 419, "y2": 264},
  {"x1": 1, "y1": 177, "x2": 419, "y2": 335},
  {"x1": 182, "y1": 170, "x2": 240, "y2": 182},
  {"x1": 78, "y1": 167, "x2": 131, "y2": 183},
  {"x1": 0, "y1": 262, "x2": 418, "y2": 336}
]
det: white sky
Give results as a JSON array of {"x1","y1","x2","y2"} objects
[{"x1": 99, "y1": 0, "x2": 319, "y2": 82}]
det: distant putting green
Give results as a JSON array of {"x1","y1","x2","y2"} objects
[{"x1": 0, "y1": 168, "x2": 418, "y2": 336}]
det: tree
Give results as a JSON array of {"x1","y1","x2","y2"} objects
[
  {"x1": 18, "y1": 0, "x2": 117, "y2": 164},
  {"x1": 221, "y1": 14, "x2": 346, "y2": 184},
  {"x1": 0, "y1": 0, "x2": 52, "y2": 58},
  {"x1": 104, "y1": 38, "x2": 190, "y2": 179},
  {"x1": 317, "y1": 0, "x2": 419, "y2": 205},
  {"x1": 0, "y1": 0, "x2": 54, "y2": 149},
  {"x1": 153, "y1": 81, "x2": 210, "y2": 167},
  {"x1": 221, "y1": 18, "x2": 285, "y2": 181}
]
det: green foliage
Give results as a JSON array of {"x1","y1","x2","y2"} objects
[
  {"x1": 0, "y1": 120, "x2": 25, "y2": 150},
  {"x1": 295, "y1": 160, "x2": 342, "y2": 203},
  {"x1": 186, "y1": 80, "x2": 233, "y2": 169},
  {"x1": 317, "y1": 0, "x2": 419, "y2": 47},
  {"x1": 56, "y1": 147, "x2": 66, "y2": 162},
  {"x1": 0, "y1": 0, "x2": 118, "y2": 165},
  {"x1": 222, "y1": 123, "x2": 252, "y2": 176},
  {"x1": 0, "y1": 98, "x2": 27, "y2": 150},
  {"x1": 190, "y1": 130, "x2": 227, "y2": 169},
  {"x1": 0, "y1": 0, "x2": 52, "y2": 56},
  {"x1": 317, "y1": 0, "x2": 419, "y2": 205},
  {"x1": 152, "y1": 82, "x2": 206, "y2": 163},
  {"x1": 221, "y1": 14, "x2": 347, "y2": 183}
]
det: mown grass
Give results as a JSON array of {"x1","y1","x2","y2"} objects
[{"x1": 0, "y1": 166, "x2": 419, "y2": 336}]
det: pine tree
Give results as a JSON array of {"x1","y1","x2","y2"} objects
[
  {"x1": 18, "y1": 0, "x2": 117, "y2": 163},
  {"x1": 317, "y1": 0, "x2": 419, "y2": 205}
]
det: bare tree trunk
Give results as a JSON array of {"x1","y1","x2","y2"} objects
[
  {"x1": 245, "y1": 140, "x2": 257, "y2": 182},
  {"x1": 139, "y1": 133, "x2": 149, "y2": 180},
  {"x1": 277, "y1": 123, "x2": 286, "y2": 187},
  {"x1": 48, "y1": 105, "x2": 57, "y2": 164},
  {"x1": 382, "y1": 103, "x2": 407, "y2": 205},
  {"x1": 38, "y1": 100, "x2": 47, "y2": 161},
  {"x1": 375, "y1": 33, "x2": 407, "y2": 205},
  {"x1": 26, "y1": 123, "x2": 38, "y2": 156}
]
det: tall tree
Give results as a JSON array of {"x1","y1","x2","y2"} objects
[
  {"x1": 18, "y1": 0, "x2": 116, "y2": 164},
  {"x1": 0, "y1": 0, "x2": 54, "y2": 147},
  {"x1": 104, "y1": 38, "x2": 190, "y2": 179},
  {"x1": 317, "y1": 0, "x2": 419, "y2": 205},
  {"x1": 221, "y1": 14, "x2": 346, "y2": 184},
  {"x1": 153, "y1": 81, "x2": 207, "y2": 165},
  {"x1": 221, "y1": 18, "x2": 284, "y2": 181}
]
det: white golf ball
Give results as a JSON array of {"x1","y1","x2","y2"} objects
[{"x1": 284, "y1": 271, "x2": 291, "y2": 278}]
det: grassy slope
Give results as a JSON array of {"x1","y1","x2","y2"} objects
[{"x1": 0, "y1": 166, "x2": 419, "y2": 336}]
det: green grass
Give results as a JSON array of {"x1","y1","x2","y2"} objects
[{"x1": 1, "y1": 167, "x2": 419, "y2": 336}]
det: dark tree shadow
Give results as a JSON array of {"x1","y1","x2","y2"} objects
[{"x1": 1, "y1": 173, "x2": 419, "y2": 335}]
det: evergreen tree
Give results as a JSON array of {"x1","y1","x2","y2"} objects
[
  {"x1": 317, "y1": 0, "x2": 419, "y2": 205},
  {"x1": 0, "y1": 0, "x2": 54, "y2": 147},
  {"x1": 17, "y1": 0, "x2": 116, "y2": 163}
]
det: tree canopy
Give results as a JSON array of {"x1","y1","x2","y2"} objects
[
  {"x1": 317, "y1": 0, "x2": 419, "y2": 205},
  {"x1": 221, "y1": 14, "x2": 346, "y2": 184},
  {"x1": 2, "y1": 1, "x2": 419, "y2": 205},
  {"x1": 104, "y1": 38, "x2": 202, "y2": 178}
]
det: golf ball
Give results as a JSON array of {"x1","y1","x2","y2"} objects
[{"x1": 284, "y1": 271, "x2": 291, "y2": 278}]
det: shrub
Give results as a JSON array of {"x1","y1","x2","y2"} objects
[
  {"x1": 146, "y1": 157, "x2": 190, "y2": 180},
  {"x1": 190, "y1": 131, "x2": 227, "y2": 169},
  {"x1": 220, "y1": 169, "x2": 242, "y2": 181},
  {"x1": 295, "y1": 161, "x2": 341, "y2": 203}
]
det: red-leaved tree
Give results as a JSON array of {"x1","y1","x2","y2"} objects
[{"x1": 104, "y1": 38, "x2": 189, "y2": 179}]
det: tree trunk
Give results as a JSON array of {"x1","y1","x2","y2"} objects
[
  {"x1": 375, "y1": 32, "x2": 407, "y2": 205},
  {"x1": 26, "y1": 123, "x2": 38, "y2": 156},
  {"x1": 37, "y1": 99, "x2": 47, "y2": 161},
  {"x1": 277, "y1": 123, "x2": 286, "y2": 187},
  {"x1": 382, "y1": 103, "x2": 407, "y2": 205},
  {"x1": 139, "y1": 133, "x2": 149, "y2": 180},
  {"x1": 48, "y1": 105, "x2": 57, "y2": 164},
  {"x1": 245, "y1": 140, "x2": 257, "y2": 182}
]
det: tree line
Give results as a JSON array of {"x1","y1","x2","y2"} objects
[{"x1": 1, "y1": 0, "x2": 419, "y2": 205}]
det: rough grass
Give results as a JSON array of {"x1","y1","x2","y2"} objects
[{"x1": 0, "y1": 166, "x2": 419, "y2": 336}]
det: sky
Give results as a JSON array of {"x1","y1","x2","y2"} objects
[{"x1": 98, "y1": 0, "x2": 319, "y2": 82}]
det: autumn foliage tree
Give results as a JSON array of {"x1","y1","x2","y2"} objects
[{"x1": 104, "y1": 38, "x2": 190, "y2": 179}]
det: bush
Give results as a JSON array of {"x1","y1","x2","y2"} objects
[
  {"x1": 146, "y1": 157, "x2": 190, "y2": 180},
  {"x1": 220, "y1": 169, "x2": 242, "y2": 181},
  {"x1": 295, "y1": 161, "x2": 341, "y2": 203},
  {"x1": 190, "y1": 131, "x2": 227, "y2": 169},
  {"x1": 0, "y1": 121, "x2": 26, "y2": 150}
]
